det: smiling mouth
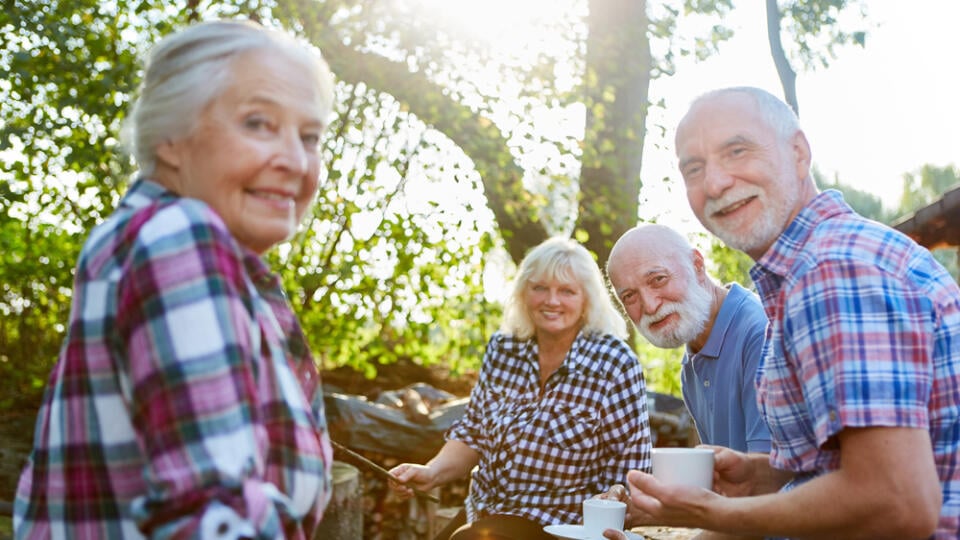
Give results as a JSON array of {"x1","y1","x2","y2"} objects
[
  {"x1": 646, "y1": 313, "x2": 675, "y2": 330},
  {"x1": 248, "y1": 189, "x2": 295, "y2": 208},
  {"x1": 712, "y1": 195, "x2": 757, "y2": 218}
]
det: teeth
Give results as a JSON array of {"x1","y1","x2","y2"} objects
[
  {"x1": 249, "y1": 190, "x2": 293, "y2": 203},
  {"x1": 718, "y1": 199, "x2": 749, "y2": 215}
]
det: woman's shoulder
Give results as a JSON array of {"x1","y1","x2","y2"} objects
[
  {"x1": 581, "y1": 330, "x2": 632, "y2": 348},
  {"x1": 485, "y1": 331, "x2": 530, "y2": 354},
  {"x1": 138, "y1": 196, "x2": 230, "y2": 240},
  {"x1": 85, "y1": 192, "x2": 242, "y2": 276},
  {"x1": 577, "y1": 332, "x2": 638, "y2": 363}
]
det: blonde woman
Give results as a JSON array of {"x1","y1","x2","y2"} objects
[{"x1": 391, "y1": 236, "x2": 652, "y2": 539}]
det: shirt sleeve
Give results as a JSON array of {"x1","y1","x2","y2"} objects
[
  {"x1": 445, "y1": 336, "x2": 498, "y2": 452},
  {"x1": 116, "y1": 201, "x2": 289, "y2": 539},
  {"x1": 783, "y1": 258, "x2": 934, "y2": 448},
  {"x1": 597, "y1": 344, "x2": 652, "y2": 484}
]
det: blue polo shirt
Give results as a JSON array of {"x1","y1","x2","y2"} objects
[{"x1": 680, "y1": 283, "x2": 771, "y2": 453}]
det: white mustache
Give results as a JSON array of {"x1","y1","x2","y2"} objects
[
  {"x1": 641, "y1": 303, "x2": 679, "y2": 330},
  {"x1": 703, "y1": 188, "x2": 763, "y2": 217}
]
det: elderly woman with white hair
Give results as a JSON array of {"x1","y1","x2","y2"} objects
[
  {"x1": 15, "y1": 20, "x2": 336, "y2": 539},
  {"x1": 390, "y1": 236, "x2": 652, "y2": 540}
]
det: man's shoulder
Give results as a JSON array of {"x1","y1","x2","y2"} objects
[
  {"x1": 806, "y1": 210, "x2": 914, "y2": 259},
  {"x1": 720, "y1": 283, "x2": 766, "y2": 328},
  {"x1": 800, "y1": 211, "x2": 950, "y2": 288}
]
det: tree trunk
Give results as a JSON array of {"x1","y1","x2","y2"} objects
[
  {"x1": 314, "y1": 461, "x2": 363, "y2": 540},
  {"x1": 765, "y1": 0, "x2": 800, "y2": 115},
  {"x1": 579, "y1": 0, "x2": 651, "y2": 263}
]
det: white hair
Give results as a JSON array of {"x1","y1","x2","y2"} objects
[
  {"x1": 123, "y1": 19, "x2": 335, "y2": 176},
  {"x1": 501, "y1": 236, "x2": 628, "y2": 340},
  {"x1": 691, "y1": 86, "x2": 801, "y2": 142}
]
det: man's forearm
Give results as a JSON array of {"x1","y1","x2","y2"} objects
[{"x1": 745, "y1": 453, "x2": 792, "y2": 495}]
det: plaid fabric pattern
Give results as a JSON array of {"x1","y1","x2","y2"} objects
[
  {"x1": 751, "y1": 190, "x2": 960, "y2": 539},
  {"x1": 447, "y1": 331, "x2": 652, "y2": 526},
  {"x1": 14, "y1": 179, "x2": 333, "y2": 539}
]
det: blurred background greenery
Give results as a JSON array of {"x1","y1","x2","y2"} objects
[{"x1": 1, "y1": 0, "x2": 957, "y2": 418}]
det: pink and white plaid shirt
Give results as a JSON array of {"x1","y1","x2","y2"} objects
[{"x1": 15, "y1": 179, "x2": 333, "y2": 539}]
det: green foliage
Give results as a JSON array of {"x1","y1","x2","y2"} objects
[
  {"x1": 780, "y1": 0, "x2": 868, "y2": 69},
  {"x1": 634, "y1": 337, "x2": 684, "y2": 397},
  {"x1": 703, "y1": 234, "x2": 755, "y2": 289},
  {"x1": 0, "y1": 0, "x2": 179, "y2": 408},
  {"x1": 897, "y1": 164, "x2": 960, "y2": 217},
  {"x1": 897, "y1": 164, "x2": 960, "y2": 282},
  {"x1": 815, "y1": 167, "x2": 896, "y2": 223},
  {"x1": 269, "y1": 84, "x2": 505, "y2": 376},
  {"x1": 0, "y1": 0, "x2": 873, "y2": 409}
]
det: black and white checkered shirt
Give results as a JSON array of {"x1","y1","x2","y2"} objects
[{"x1": 447, "y1": 331, "x2": 652, "y2": 526}]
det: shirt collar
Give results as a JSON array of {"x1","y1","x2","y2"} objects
[
  {"x1": 119, "y1": 178, "x2": 177, "y2": 210},
  {"x1": 122, "y1": 178, "x2": 277, "y2": 287},
  {"x1": 750, "y1": 189, "x2": 853, "y2": 281},
  {"x1": 521, "y1": 330, "x2": 590, "y2": 369},
  {"x1": 688, "y1": 282, "x2": 750, "y2": 361}
]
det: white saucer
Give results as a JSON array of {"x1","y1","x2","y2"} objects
[{"x1": 543, "y1": 524, "x2": 643, "y2": 540}]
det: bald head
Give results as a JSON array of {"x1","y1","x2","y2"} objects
[{"x1": 608, "y1": 224, "x2": 692, "y2": 274}]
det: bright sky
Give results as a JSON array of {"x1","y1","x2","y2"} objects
[{"x1": 643, "y1": 0, "x2": 960, "y2": 235}]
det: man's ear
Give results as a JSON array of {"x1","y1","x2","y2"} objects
[
  {"x1": 792, "y1": 130, "x2": 812, "y2": 179},
  {"x1": 155, "y1": 138, "x2": 182, "y2": 169},
  {"x1": 692, "y1": 249, "x2": 707, "y2": 281}
]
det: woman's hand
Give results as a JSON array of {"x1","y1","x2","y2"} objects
[{"x1": 387, "y1": 463, "x2": 437, "y2": 500}]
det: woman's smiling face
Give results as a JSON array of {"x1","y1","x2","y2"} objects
[
  {"x1": 156, "y1": 49, "x2": 328, "y2": 254},
  {"x1": 525, "y1": 276, "x2": 586, "y2": 341}
]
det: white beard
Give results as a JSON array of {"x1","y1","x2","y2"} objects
[
  {"x1": 702, "y1": 184, "x2": 798, "y2": 256},
  {"x1": 638, "y1": 279, "x2": 713, "y2": 349}
]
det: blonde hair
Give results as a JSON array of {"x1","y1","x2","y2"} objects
[
  {"x1": 501, "y1": 236, "x2": 628, "y2": 340},
  {"x1": 124, "y1": 19, "x2": 335, "y2": 176}
]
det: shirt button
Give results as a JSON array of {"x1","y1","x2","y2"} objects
[
  {"x1": 829, "y1": 410, "x2": 837, "y2": 422},
  {"x1": 703, "y1": 380, "x2": 710, "y2": 387}
]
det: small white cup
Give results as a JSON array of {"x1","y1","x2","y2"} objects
[
  {"x1": 651, "y1": 447, "x2": 715, "y2": 489},
  {"x1": 582, "y1": 498, "x2": 626, "y2": 538}
]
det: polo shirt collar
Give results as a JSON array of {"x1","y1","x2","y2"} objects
[{"x1": 685, "y1": 282, "x2": 750, "y2": 362}]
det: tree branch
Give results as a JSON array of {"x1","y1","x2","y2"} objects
[
  {"x1": 765, "y1": 0, "x2": 799, "y2": 115},
  {"x1": 308, "y1": 36, "x2": 549, "y2": 263}
]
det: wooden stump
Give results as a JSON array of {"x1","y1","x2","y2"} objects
[{"x1": 315, "y1": 461, "x2": 363, "y2": 540}]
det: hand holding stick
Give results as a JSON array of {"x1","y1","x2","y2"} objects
[{"x1": 331, "y1": 440, "x2": 441, "y2": 503}]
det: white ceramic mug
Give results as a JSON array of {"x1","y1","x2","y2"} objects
[
  {"x1": 582, "y1": 498, "x2": 626, "y2": 538},
  {"x1": 651, "y1": 447, "x2": 715, "y2": 489}
]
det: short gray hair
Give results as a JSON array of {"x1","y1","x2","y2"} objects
[
  {"x1": 124, "y1": 19, "x2": 335, "y2": 176},
  {"x1": 501, "y1": 236, "x2": 628, "y2": 340},
  {"x1": 691, "y1": 86, "x2": 800, "y2": 141}
]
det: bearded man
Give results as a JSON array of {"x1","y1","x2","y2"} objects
[{"x1": 606, "y1": 224, "x2": 770, "y2": 453}]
